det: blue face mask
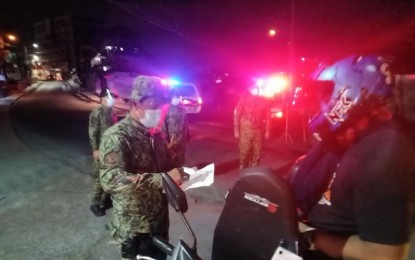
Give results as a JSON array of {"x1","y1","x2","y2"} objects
[{"x1": 140, "y1": 109, "x2": 162, "y2": 128}]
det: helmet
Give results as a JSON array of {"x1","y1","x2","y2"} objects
[
  {"x1": 130, "y1": 75, "x2": 167, "y2": 102},
  {"x1": 309, "y1": 54, "x2": 393, "y2": 141}
]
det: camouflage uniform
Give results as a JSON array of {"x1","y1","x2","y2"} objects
[
  {"x1": 99, "y1": 75, "x2": 172, "y2": 260},
  {"x1": 234, "y1": 94, "x2": 271, "y2": 169},
  {"x1": 88, "y1": 104, "x2": 117, "y2": 207},
  {"x1": 165, "y1": 105, "x2": 190, "y2": 167}
]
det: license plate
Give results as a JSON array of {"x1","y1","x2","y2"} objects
[{"x1": 184, "y1": 106, "x2": 197, "y2": 113}]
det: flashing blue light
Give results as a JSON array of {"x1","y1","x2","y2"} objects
[
  {"x1": 169, "y1": 79, "x2": 180, "y2": 86},
  {"x1": 161, "y1": 78, "x2": 180, "y2": 87}
]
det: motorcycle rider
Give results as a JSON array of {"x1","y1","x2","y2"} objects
[{"x1": 292, "y1": 55, "x2": 415, "y2": 260}]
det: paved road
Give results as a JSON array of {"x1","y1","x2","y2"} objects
[{"x1": 5, "y1": 87, "x2": 413, "y2": 260}]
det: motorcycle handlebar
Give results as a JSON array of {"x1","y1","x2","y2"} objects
[{"x1": 152, "y1": 236, "x2": 174, "y2": 256}]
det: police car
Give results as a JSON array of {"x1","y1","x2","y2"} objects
[{"x1": 167, "y1": 81, "x2": 202, "y2": 114}]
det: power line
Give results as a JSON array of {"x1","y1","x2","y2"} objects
[{"x1": 108, "y1": 1, "x2": 192, "y2": 43}]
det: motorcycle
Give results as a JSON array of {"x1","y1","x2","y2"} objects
[
  {"x1": 136, "y1": 172, "x2": 201, "y2": 260},
  {"x1": 212, "y1": 166, "x2": 304, "y2": 260},
  {"x1": 140, "y1": 164, "x2": 305, "y2": 260}
]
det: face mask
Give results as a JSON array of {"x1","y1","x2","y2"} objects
[
  {"x1": 171, "y1": 97, "x2": 181, "y2": 106},
  {"x1": 139, "y1": 109, "x2": 162, "y2": 128},
  {"x1": 106, "y1": 96, "x2": 114, "y2": 107},
  {"x1": 105, "y1": 89, "x2": 114, "y2": 107}
]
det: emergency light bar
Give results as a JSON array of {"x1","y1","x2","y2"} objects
[
  {"x1": 161, "y1": 78, "x2": 180, "y2": 86},
  {"x1": 252, "y1": 74, "x2": 289, "y2": 98}
]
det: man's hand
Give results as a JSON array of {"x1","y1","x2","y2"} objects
[
  {"x1": 93, "y1": 150, "x2": 100, "y2": 161},
  {"x1": 167, "y1": 168, "x2": 182, "y2": 185},
  {"x1": 299, "y1": 222, "x2": 315, "y2": 233},
  {"x1": 299, "y1": 222, "x2": 316, "y2": 251}
]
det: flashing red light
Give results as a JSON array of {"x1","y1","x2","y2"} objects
[
  {"x1": 256, "y1": 78, "x2": 265, "y2": 87},
  {"x1": 250, "y1": 87, "x2": 259, "y2": 96},
  {"x1": 271, "y1": 111, "x2": 284, "y2": 119},
  {"x1": 268, "y1": 29, "x2": 277, "y2": 37},
  {"x1": 252, "y1": 75, "x2": 289, "y2": 98}
]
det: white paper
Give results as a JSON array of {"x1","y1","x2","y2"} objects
[
  {"x1": 271, "y1": 246, "x2": 303, "y2": 260},
  {"x1": 181, "y1": 163, "x2": 214, "y2": 191}
]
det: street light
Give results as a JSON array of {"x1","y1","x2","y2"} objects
[
  {"x1": 6, "y1": 34, "x2": 17, "y2": 42},
  {"x1": 268, "y1": 29, "x2": 277, "y2": 37},
  {"x1": 33, "y1": 43, "x2": 39, "y2": 48}
]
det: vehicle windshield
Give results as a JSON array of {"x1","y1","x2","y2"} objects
[{"x1": 172, "y1": 84, "x2": 197, "y2": 96}]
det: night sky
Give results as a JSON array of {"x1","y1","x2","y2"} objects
[{"x1": 2, "y1": 0, "x2": 415, "y2": 71}]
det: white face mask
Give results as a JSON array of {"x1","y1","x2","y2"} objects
[
  {"x1": 106, "y1": 96, "x2": 114, "y2": 107},
  {"x1": 139, "y1": 109, "x2": 162, "y2": 128},
  {"x1": 105, "y1": 89, "x2": 114, "y2": 107},
  {"x1": 171, "y1": 97, "x2": 181, "y2": 106}
]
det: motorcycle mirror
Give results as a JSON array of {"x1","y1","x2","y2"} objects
[{"x1": 162, "y1": 173, "x2": 188, "y2": 213}]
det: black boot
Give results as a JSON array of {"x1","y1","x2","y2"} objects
[
  {"x1": 102, "y1": 193, "x2": 113, "y2": 211},
  {"x1": 90, "y1": 204, "x2": 106, "y2": 217}
]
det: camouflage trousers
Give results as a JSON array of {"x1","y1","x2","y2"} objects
[
  {"x1": 91, "y1": 160, "x2": 110, "y2": 206},
  {"x1": 107, "y1": 197, "x2": 170, "y2": 260},
  {"x1": 238, "y1": 127, "x2": 265, "y2": 169}
]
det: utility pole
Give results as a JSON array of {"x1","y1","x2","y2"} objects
[{"x1": 280, "y1": 0, "x2": 295, "y2": 143}]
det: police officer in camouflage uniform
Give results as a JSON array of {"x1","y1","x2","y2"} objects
[
  {"x1": 165, "y1": 90, "x2": 190, "y2": 168},
  {"x1": 99, "y1": 75, "x2": 183, "y2": 260},
  {"x1": 234, "y1": 90, "x2": 271, "y2": 169},
  {"x1": 88, "y1": 91, "x2": 118, "y2": 217}
]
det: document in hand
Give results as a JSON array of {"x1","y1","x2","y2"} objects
[
  {"x1": 181, "y1": 163, "x2": 215, "y2": 191},
  {"x1": 271, "y1": 246, "x2": 303, "y2": 260}
]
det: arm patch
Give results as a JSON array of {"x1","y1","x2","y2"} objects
[{"x1": 104, "y1": 151, "x2": 120, "y2": 167}]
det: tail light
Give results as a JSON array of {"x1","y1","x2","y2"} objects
[
  {"x1": 197, "y1": 97, "x2": 203, "y2": 104},
  {"x1": 271, "y1": 111, "x2": 284, "y2": 118}
]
